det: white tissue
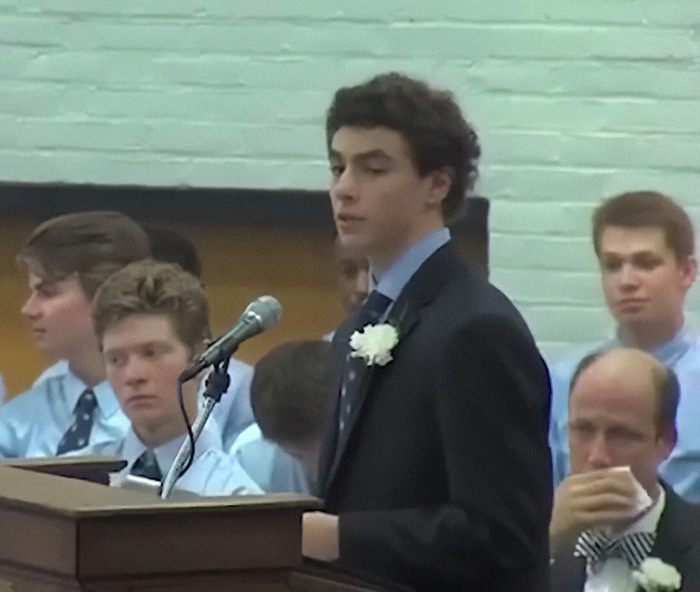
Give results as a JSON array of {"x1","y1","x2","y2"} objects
[{"x1": 610, "y1": 465, "x2": 653, "y2": 512}]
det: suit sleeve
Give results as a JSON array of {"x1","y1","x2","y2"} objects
[{"x1": 337, "y1": 314, "x2": 553, "y2": 588}]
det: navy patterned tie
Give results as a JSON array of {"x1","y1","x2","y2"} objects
[
  {"x1": 56, "y1": 388, "x2": 97, "y2": 455},
  {"x1": 130, "y1": 449, "x2": 162, "y2": 481},
  {"x1": 338, "y1": 290, "x2": 393, "y2": 433},
  {"x1": 574, "y1": 529, "x2": 656, "y2": 572}
]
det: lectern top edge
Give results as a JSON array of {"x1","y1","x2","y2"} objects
[{"x1": 0, "y1": 463, "x2": 319, "y2": 519}]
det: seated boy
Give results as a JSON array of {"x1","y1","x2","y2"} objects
[
  {"x1": 88, "y1": 260, "x2": 261, "y2": 496},
  {"x1": 0, "y1": 211, "x2": 151, "y2": 458},
  {"x1": 142, "y1": 224, "x2": 255, "y2": 448},
  {"x1": 231, "y1": 340, "x2": 333, "y2": 494}
]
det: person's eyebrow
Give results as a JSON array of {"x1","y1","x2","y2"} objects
[
  {"x1": 30, "y1": 277, "x2": 54, "y2": 290},
  {"x1": 329, "y1": 148, "x2": 393, "y2": 163},
  {"x1": 600, "y1": 249, "x2": 660, "y2": 259}
]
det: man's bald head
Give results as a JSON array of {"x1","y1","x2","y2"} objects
[{"x1": 570, "y1": 348, "x2": 679, "y2": 434}]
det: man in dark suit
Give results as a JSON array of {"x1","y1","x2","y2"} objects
[
  {"x1": 550, "y1": 348, "x2": 700, "y2": 591},
  {"x1": 302, "y1": 73, "x2": 553, "y2": 591}
]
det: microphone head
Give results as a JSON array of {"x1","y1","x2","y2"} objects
[{"x1": 244, "y1": 295, "x2": 282, "y2": 330}]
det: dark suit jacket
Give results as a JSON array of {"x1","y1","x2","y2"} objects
[
  {"x1": 319, "y1": 242, "x2": 553, "y2": 591},
  {"x1": 550, "y1": 483, "x2": 700, "y2": 592}
]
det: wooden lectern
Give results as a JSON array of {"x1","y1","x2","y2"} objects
[{"x1": 0, "y1": 459, "x2": 395, "y2": 592}]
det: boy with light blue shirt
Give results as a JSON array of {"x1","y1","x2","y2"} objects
[
  {"x1": 207, "y1": 356, "x2": 255, "y2": 451},
  {"x1": 143, "y1": 224, "x2": 256, "y2": 452},
  {"x1": 0, "y1": 211, "x2": 151, "y2": 458},
  {"x1": 230, "y1": 340, "x2": 334, "y2": 494},
  {"x1": 90, "y1": 260, "x2": 261, "y2": 496},
  {"x1": 549, "y1": 191, "x2": 700, "y2": 502}
]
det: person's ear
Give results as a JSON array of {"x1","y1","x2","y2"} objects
[
  {"x1": 679, "y1": 256, "x2": 697, "y2": 292},
  {"x1": 424, "y1": 166, "x2": 454, "y2": 207},
  {"x1": 657, "y1": 423, "x2": 678, "y2": 462}
]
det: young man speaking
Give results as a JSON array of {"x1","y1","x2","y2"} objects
[{"x1": 303, "y1": 73, "x2": 553, "y2": 591}]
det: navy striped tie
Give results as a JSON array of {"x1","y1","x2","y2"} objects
[{"x1": 338, "y1": 290, "x2": 392, "y2": 433}]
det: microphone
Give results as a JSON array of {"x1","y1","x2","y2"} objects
[{"x1": 178, "y1": 295, "x2": 281, "y2": 382}]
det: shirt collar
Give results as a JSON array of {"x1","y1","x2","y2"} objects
[
  {"x1": 123, "y1": 421, "x2": 222, "y2": 475},
  {"x1": 63, "y1": 368, "x2": 121, "y2": 417},
  {"x1": 615, "y1": 320, "x2": 693, "y2": 367},
  {"x1": 372, "y1": 227, "x2": 451, "y2": 302}
]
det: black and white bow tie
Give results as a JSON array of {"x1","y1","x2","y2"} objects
[{"x1": 574, "y1": 529, "x2": 656, "y2": 571}]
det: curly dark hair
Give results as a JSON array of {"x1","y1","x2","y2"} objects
[{"x1": 326, "y1": 72, "x2": 481, "y2": 220}]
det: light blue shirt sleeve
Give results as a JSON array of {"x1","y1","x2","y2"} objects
[
  {"x1": 229, "y1": 423, "x2": 310, "y2": 494},
  {"x1": 204, "y1": 357, "x2": 255, "y2": 451},
  {"x1": 659, "y1": 333, "x2": 700, "y2": 503},
  {"x1": 547, "y1": 355, "x2": 579, "y2": 488},
  {"x1": 0, "y1": 363, "x2": 129, "y2": 458},
  {"x1": 163, "y1": 420, "x2": 263, "y2": 496},
  {"x1": 176, "y1": 447, "x2": 264, "y2": 496},
  {"x1": 0, "y1": 372, "x2": 5, "y2": 406}
]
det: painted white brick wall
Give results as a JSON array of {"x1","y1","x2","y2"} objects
[{"x1": 1, "y1": 1, "x2": 699, "y2": 361}]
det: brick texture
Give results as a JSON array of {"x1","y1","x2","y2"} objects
[{"x1": 1, "y1": 1, "x2": 699, "y2": 359}]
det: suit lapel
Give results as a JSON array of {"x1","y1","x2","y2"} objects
[
  {"x1": 318, "y1": 321, "x2": 352, "y2": 492},
  {"x1": 651, "y1": 484, "x2": 697, "y2": 566},
  {"x1": 550, "y1": 542, "x2": 586, "y2": 592},
  {"x1": 321, "y1": 242, "x2": 464, "y2": 494}
]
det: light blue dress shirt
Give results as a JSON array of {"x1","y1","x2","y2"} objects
[
  {"x1": 229, "y1": 423, "x2": 310, "y2": 494},
  {"x1": 372, "y1": 227, "x2": 451, "y2": 304},
  {"x1": 83, "y1": 421, "x2": 263, "y2": 496},
  {"x1": 204, "y1": 357, "x2": 256, "y2": 451},
  {"x1": 28, "y1": 358, "x2": 255, "y2": 459},
  {"x1": 32, "y1": 359, "x2": 69, "y2": 385},
  {"x1": 549, "y1": 320, "x2": 700, "y2": 502},
  {"x1": 0, "y1": 361, "x2": 129, "y2": 458}
]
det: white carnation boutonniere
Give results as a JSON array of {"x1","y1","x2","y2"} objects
[
  {"x1": 633, "y1": 557, "x2": 682, "y2": 592},
  {"x1": 349, "y1": 323, "x2": 399, "y2": 367}
]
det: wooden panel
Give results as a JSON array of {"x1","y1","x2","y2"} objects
[
  {"x1": 0, "y1": 506, "x2": 77, "y2": 577},
  {"x1": 77, "y1": 509, "x2": 300, "y2": 576},
  {"x1": 0, "y1": 466, "x2": 316, "y2": 590},
  {"x1": 0, "y1": 465, "x2": 386, "y2": 592}
]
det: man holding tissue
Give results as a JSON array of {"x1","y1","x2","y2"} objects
[{"x1": 550, "y1": 348, "x2": 700, "y2": 591}]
